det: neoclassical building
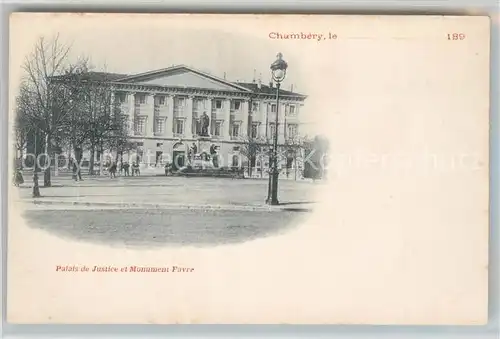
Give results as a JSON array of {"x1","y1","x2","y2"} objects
[{"x1": 91, "y1": 65, "x2": 307, "y2": 172}]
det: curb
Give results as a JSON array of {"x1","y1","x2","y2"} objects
[{"x1": 26, "y1": 199, "x2": 313, "y2": 213}]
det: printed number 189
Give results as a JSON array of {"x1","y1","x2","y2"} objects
[{"x1": 448, "y1": 33, "x2": 466, "y2": 40}]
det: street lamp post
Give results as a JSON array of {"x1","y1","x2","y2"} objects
[{"x1": 266, "y1": 52, "x2": 288, "y2": 205}]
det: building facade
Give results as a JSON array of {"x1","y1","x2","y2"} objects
[{"x1": 88, "y1": 65, "x2": 307, "y2": 175}]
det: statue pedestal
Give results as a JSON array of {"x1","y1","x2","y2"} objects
[
  {"x1": 195, "y1": 136, "x2": 212, "y2": 150},
  {"x1": 196, "y1": 135, "x2": 212, "y2": 141}
]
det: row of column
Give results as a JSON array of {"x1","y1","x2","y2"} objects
[
  {"x1": 121, "y1": 91, "x2": 293, "y2": 141},
  {"x1": 258, "y1": 102, "x2": 289, "y2": 142}
]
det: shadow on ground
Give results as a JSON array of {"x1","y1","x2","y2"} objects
[{"x1": 22, "y1": 208, "x2": 309, "y2": 249}]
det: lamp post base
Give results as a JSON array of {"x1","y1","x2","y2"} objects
[
  {"x1": 266, "y1": 198, "x2": 280, "y2": 206},
  {"x1": 265, "y1": 172, "x2": 280, "y2": 205}
]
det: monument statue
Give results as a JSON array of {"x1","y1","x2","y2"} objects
[{"x1": 200, "y1": 112, "x2": 210, "y2": 136}]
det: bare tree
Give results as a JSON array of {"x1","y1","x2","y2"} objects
[
  {"x1": 239, "y1": 136, "x2": 267, "y2": 178},
  {"x1": 54, "y1": 63, "x2": 108, "y2": 169},
  {"x1": 108, "y1": 118, "x2": 133, "y2": 165},
  {"x1": 76, "y1": 74, "x2": 127, "y2": 175},
  {"x1": 44, "y1": 60, "x2": 131, "y2": 177},
  {"x1": 13, "y1": 84, "x2": 34, "y2": 168},
  {"x1": 303, "y1": 135, "x2": 329, "y2": 180},
  {"x1": 20, "y1": 34, "x2": 80, "y2": 188},
  {"x1": 282, "y1": 135, "x2": 304, "y2": 180}
]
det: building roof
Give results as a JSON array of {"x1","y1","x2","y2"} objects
[
  {"x1": 234, "y1": 82, "x2": 306, "y2": 98},
  {"x1": 51, "y1": 66, "x2": 306, "y2": 98},
  {"x1": 50, "y1": 71, "x2": 129, "y2": 82},
  {"x1": 76, "y1": 72, "x2": 129, "y2": 81},
  {"x1": 113, "y1": 65, "x2": 253, "y2": 93}
]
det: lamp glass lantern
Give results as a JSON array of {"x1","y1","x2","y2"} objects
[{"x1": 270, "y1": 52, "x2": 288, "y2": 83}]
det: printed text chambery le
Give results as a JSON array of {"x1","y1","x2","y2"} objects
[{"x1": 268, "y1": 31, "x2": 337, "y2": 41}]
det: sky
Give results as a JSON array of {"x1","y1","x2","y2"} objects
[
  {"x1": 13, "y1": 13, "x2": 487, "y2": 141},
  {"x1": 10, "y1": 14, "x2": 322, "y2": 135}
]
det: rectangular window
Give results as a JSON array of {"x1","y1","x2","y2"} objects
[
  {"x1": 175, "y1": 119, "x2": 184, "y2": 134},
  {"x1": 232, "y1": 101, "x2": 241, "y2": 110},
  {"x1": 288, "y1": 124, "x2": 298, "y2": 138},
  {"x1": 270, "y1": 124, "x2": 276, "y2": 138},
  {"x1": 271, "y1": 104, "x2": 277, "y2": 113},
  {"x1": 252, "y1": 102, "x2": 259, "y2": 112},
  {"x1": 175, "y1": 97, "x2": 185, "y2": 107},
  {"x1": 196, "y1": 99, "x2": 205, "y2": 110},
  {"x1": 214, "y1": 121, "x2": 222, "y2": 136},
  {"x1": 232, "y1": 154, "x2": 240, "y2": 167},
  {"x1": 155, "y1": 118, "x2": 165, "y2": 134},
  {"x1": 251, "y1": 123, "x2": 258, "y2": 138},
  {"x1": 215, "y1": 100, "x2": 222, "y2": 109},
  {"x1": 116, "y1": 93, "x2": 126, "y2": 103},
  {"x1": 289, "y1": 105, "x2": 296, "y2": 114},
  {"x1": 134, "y1": 118, "x2": 146, "y2": 134},
  {"x1": 231, "y1": 124, "x2": 239, "y2": 137},
  {"x1": 136, "y1": 94, "x2": 146, "y2": 105},
  {"x1": 156, "y1": 96, "x2": 165, "y2": 105},
  {"x1": 194, "y1": 119, "x2": 201, "y2": 135}
]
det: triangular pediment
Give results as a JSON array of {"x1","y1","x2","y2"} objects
[{"x1": 115, "y1": 66, "x2": 251, "y2": 92}]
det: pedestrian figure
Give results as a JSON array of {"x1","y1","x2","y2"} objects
[
  {"x1": 109, "y1": 162, "x2": 117, "y2": 179},
  {"x1": 72, "y1": 162, "x2": 79, "y2": 181},
  {"x1": 123, "y1": 162, "x2": 130, "y2": 176},
  {"x1": 13, "y1": 168, "x2": 24, "y2": 186},
  {"x1": 71, "y1": 159, "x2": 83, "y2": 181},
  {"x1": 164, "y1": 162, "x2": 172, "y2": 176},
  {"x1": 131, "y1": 162, "x2": 140, "y2": 176}
]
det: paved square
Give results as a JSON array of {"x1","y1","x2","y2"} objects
[
  {"x1": 16, "y1": 174, "x2": 320, "y2": 209},
  {"x1": 14, "y1": 175, "x2": 321, "y2": 247}
]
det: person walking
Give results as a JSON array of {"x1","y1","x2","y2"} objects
[
  {"x1": 164, "y1": 162, "x2": 172, "y2": 176},
  {"x1": 13, "y1": 167, "x2": 24, "y2": 186},
  {"x1": 123, "y1": 162, "x2": 130, "y2": 177},
  {"x1": 131, "y1": 162, "x2": 140, "y2": 176},
  {"x1": 109, "y1": 162, "x2": 117, "y2": 179},
  {"x1": 72, "y1": 161, "x2": 79, "y2": 181}
]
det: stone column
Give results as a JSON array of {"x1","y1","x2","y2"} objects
[
  {"x1": 241, "y1": 99, "x2": 249, "y2": 138},
  {"x1": 127, "y1": 92, "x2": 135, "y2": 135},
  {"x1": 147, "y1": 93, "x2": 155, "y2": 137},
  {"x1": 224, "y1": 99, "x2": 231, "y2": 138},
  {"x1": 279, "y1": 102, "x2": 286, "y2": 144},
  {"x1": 165, "y1": 95, "x2": 174, "y2": 137},
  {"x1": 260, "y1": 102, "x2": 269, "y2": 139},
  {"x1": 185, "y1": 95, "x2": 194, "y2": 137},
  {"x1": 205, "y1": 97, "x2": 212, "y2": 136}
]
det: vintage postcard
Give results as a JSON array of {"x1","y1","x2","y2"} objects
[{"x1": 7, "y1": 13, "x2": 490, "y2": 324}]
